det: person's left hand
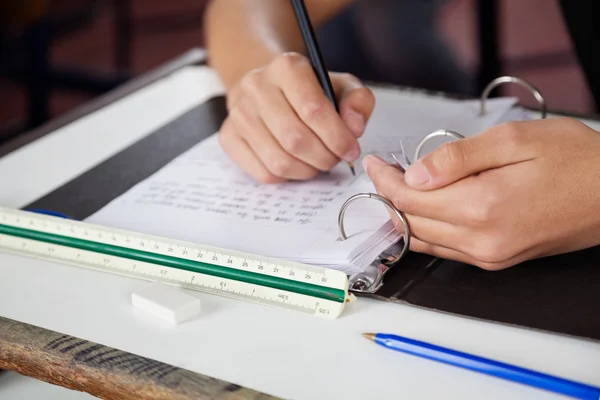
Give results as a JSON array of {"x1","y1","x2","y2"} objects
[{"x1": 362, "y1": 117, "x2": 600, "y2": 270}]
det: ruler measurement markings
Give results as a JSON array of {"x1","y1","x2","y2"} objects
[
  {"x1": 1, "y1": 233, "x2": 331, "y2": 312},
  {"x1": 4, "y1": 227, "x2": 292, "y2": 286},
  {"x1": 0, "y1": 233, "x2": 342, "y2": 311},
  {"x1": 4, "y1": 210, "x2": 344, "y2": 287},
  {"x1": 0, "y1": 209, "x2": 348, "y2": 317}
]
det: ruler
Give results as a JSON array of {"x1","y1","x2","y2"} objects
[{"x1": 0, "y1": 207, "x2": 353, "y2": 318}]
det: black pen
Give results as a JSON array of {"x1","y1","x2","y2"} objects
[{"x1": 290, "y1": 0, "x2": 356, "y2": 176}]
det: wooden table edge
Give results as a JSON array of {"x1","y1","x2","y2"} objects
[{"x1": 0, "y1": 316, "x2": 278, "y2": 400}]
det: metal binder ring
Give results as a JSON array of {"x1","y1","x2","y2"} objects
[
  {"x1": 413, "y1": 129, "x2": 465, "y2": 162},
  {"x1": 338, "y1": 193, "x2": 411, "y2": 265},
  {"x1": 480, "y1": 76, "x2": 547, "y2": 119},
  {"x1": 391, "y1": 129, "x2": 465, "y2": 170}
]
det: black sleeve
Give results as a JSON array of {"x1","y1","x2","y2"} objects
[{"x1": 558, "y1": 1, "x2": 600, "y2": 112}]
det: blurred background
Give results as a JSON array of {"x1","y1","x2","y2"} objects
[
  {"x1": 0, "y1": 0, "x2": 209, "y2": 147},
  {"x1": 0, "y1": 0, "x2": 595, "y2": 146}
]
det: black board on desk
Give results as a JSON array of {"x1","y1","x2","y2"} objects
[{"x1": 11, "y1": 49, "x2": 600, "y2": 344}]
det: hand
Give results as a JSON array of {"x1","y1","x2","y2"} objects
[
  {"x1": 362, "y1": 117, "x2": 600, "y2": 270},
  {"x1": 219, "y1": 52, "x2": 375, "y2": 183}
]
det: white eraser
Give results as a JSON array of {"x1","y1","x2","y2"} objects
[{"x1": 131, "y1": 282, "x2": 201, "y2": 324}]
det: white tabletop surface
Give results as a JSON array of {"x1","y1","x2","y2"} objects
[{"x1": 1, "y1": 65, "x2": 599, "y2": 400}]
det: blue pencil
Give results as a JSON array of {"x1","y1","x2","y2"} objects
[{"x1": 363, "y1": 332, "x2": 600, "y2": 399}]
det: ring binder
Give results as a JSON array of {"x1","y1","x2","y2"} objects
[
  {"x1": 19, "y1": 51, "x2": 600, "y2": 345},
  {"x1": 341, "y1": 76, "x2": 548, "y2": 293},
  {"x1": 481, "y1": 76, "x2": 547, "y2": 119},
  {"x1": 338, "y1": 193, "x2": 411, "y2": 292},
  {"x1": 393, "y1": 129, "x2": 466, "y2": 170}
]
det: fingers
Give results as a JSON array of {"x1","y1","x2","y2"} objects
[
  {"x1": 409, "y1": 238, "x2": 492, "y2": 268},
  {"x1": 405, "y1": 121, "x2": 539, "y2": 190},
  {"x1": 362, "y1": 155, "x2": 466, "y2": 224},
  {"x1": 361, "y1": 152, "x2": 542, "y2": 271},
  {"x1": 409, "y1": 237, "x2": 526, "y2": 271},
  {"x1": 402, "y1": 213, "x2": 469, "y2": 252},
  {"x1": 382, "y1": 203, "x2": 471, "y2": 251},
  {"x1": 253, "y1": 77, "x2": 340, "y2": 172},
  {"x1": 228, "y1": 95, "x2": 320, "y2": 181},
  {"x1": 270, "y1": 54, "x2": 361, "y2": 163},
  {"x1": 331, "y1": 73, "x2": 375, "y2": 138},
  {"x1": 221, "y1": 53, "x2": 375, "y2": 183},
  {"x1": 219, "y1": 119, "x2": 285, "y2": 184}
]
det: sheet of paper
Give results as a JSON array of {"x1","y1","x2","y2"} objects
[
  {"x1": 87, "y1": 134, "x2": 393, "y2": 274},
  {"x1": 86, "y1": 89, "x2": 518, "y2": 275},
  {"x1": 356, "y1": 89, "x2": 518, "y2": 168}
]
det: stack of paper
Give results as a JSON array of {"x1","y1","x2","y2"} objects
[{"x1": 86, "y1": 88, "x2": 518, "y2": 276}]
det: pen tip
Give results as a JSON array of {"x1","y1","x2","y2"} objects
[
  {"x1": 349, "y1": 163, "x2": 356, "y2": 176},
  {"x1": 362, "y1": 333, "x2": 376, "y2": 341}
]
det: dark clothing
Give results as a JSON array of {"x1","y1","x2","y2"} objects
[
  {"x1": 558, "y1": 1, "x2": 600, "y2": 112},
  {"x1": 317, "y1": 0, "x2": 475, "y2": 96},
  {"x1": 318, "y1": 1, "x2": 600, "y2": 112}
]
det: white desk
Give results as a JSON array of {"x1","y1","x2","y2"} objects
[{"x1": 1, "y1": 59, "x2": 599, "y2": 400}]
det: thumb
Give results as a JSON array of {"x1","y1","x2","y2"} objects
[
  {"x1": 330, "y1": 72, "x2": 375, "y2": 138},
  {"x1": 405, "y1": 122, "x2": 538, "y2": 190}
]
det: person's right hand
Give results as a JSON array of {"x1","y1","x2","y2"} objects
[{"x1": 218, "y1": 52, "x2": 376, "y2": 183}]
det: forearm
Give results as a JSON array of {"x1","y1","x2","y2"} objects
[{"x1": 204, "y1": 0, "x2": 352, "y2": 92}]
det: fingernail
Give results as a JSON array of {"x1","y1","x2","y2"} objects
[
  {"x1": 344, "y1": 109, "x2": 365, "y2": 137},
  {"x1": 361, "y1": 155, "x2": 387, "y2": 175},
  {"x1": 343, "y1": 144, "x2": 360, "y2": 162},
  {"x1": 405, "y1": 160, "x2": 430, "y2": 186}
]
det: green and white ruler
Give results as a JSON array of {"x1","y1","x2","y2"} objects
[{"x1": 0, "y1": 206, "x2": 354, "y2": 318}]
